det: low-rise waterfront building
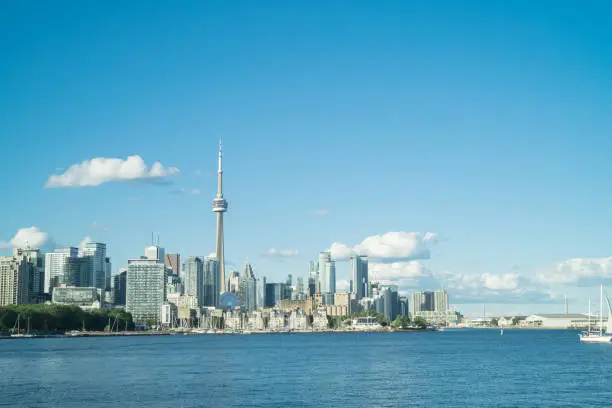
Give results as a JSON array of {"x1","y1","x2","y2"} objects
[
  {"x1": 51, "y1": 285, "x2": 107, "y2": 310},
  {"x1": 523, "y1": 313, "x2": 589, "y2": 329}
]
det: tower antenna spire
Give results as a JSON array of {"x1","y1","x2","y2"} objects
[{"x1": 218, "y1": 139, "x2": 223, "y2": 173}]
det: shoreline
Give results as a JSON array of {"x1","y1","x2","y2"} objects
[{"x1": 0, "y1": 326, "x2": 579, "y2": 340}]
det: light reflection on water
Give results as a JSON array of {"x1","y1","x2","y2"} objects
[{"x1": 1, "y1": 330, "x2": 612, "y2": 407}]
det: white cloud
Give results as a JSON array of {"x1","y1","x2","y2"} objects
[
  {"x1": 44, "y1": 155, "x2": 180, "y2": 188},
  {"x1": 264, "y1": 248, "x2": 299, "y2": 258},
  {"x1": 329, "y1": 231, "x2": 436, "y2": 262},
  {"x1": 482, "y1": 272, "x2": 519, "y2": 290},
  {"x1": 315, "y1": 210, "x2": 330, "y2": 216},
  {"x1": 370, "y1": 261, "x2": 428, "y2": 280},
  {"x1": 536, "y1": 257, "x2": 612, "y2": 285},
  {"x1": 0, "y1": 226, "x2": 51, "y2": 249},
  {"x1": 79, "y1": 236, "x2": 93, "y2": 251}
]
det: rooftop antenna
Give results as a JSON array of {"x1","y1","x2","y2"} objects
[
  {"x1": 564, "y1": 294, "x2": 568, "y2": 315},
  {"x1": 151, "y1": 232, "x2": 154, "y2": 246},
  {"x1": 157, "y1": 234, "x2": 160, "y2": 247}
]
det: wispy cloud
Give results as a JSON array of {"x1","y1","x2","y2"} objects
[
  {"x1": 314, "y1": 209, "x2": 330, "y2": 216},
  {"x1": 263, "y1": 248, "x2": 299, "y2": 258},
  {"x1": 45, "y1": 155, "x2": 179, "y2": 188},
  {"x1": 171, "y1": 188, "x2": 201, "y2": 195},
  {"x1": 90, "y1": 220, "x2": 110, "y2": 232}
]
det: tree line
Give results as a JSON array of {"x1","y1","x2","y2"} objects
[{"x1": 0, "y1": 304, "x2": 134, "y2": 334}]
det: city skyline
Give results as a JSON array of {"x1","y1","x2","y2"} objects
[{"x1": 2, "y1": 1, "x2": 612, "y2": 316}]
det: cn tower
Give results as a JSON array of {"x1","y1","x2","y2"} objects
[{"x1": 212, "y1": 140, "x2": 228, "y2": 292}]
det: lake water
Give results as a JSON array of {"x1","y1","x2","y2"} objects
[{"x1": 1, "y1": 329, "x2": 611, "y2": 407}]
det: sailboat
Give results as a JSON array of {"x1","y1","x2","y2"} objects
[
  {"x1": 579, "y1": 284, "x2": 612, "y2": 343},
  {"x1": 11, "y1": 314, "x2": 34, "y2": 338},
  {"x1": 500, "y1": 327, "x2": 504, "y2": 336}
]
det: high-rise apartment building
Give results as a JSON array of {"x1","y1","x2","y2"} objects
[
  {"x1": 164, "y1": 253, "x2": 180, "y2": 276},
  {"x1": 349, "y1": 255, "x2": 368, "y2": 301},
  {"x1": 238, "y1": 262, "x2": 257, "y2": 312},
  {"x1": 256, "y1": 276, "x2": 266, "y2": 309},
  {"x1": 105, "y1": 257, "x2": 112, "y2": 291},
  {"x1": 411, "y1": 290, "x2": 441, "y2": 315},
  {"x1": 13, "y1": 247, "x2": 44, "y2": 302},
  {"x1": 265, "y1": 282, "x2": 286, "y2": 308},
  {"x1": 182, "y1": 256, "x2": 204, "y2": 307},
  {"x1": 0, "y1": 255, "x2": 30, "y2": 306},
  {"x1": 228, "y1": 270, "x2": 241, "y2": 293},
  {"x1": 44, "y1": 247, "x2": 79, "y2": 293},
  {"x1": 202, "y1": 257, "x2": 220, "y2": 307},
  {"x1": 113, "y1": 269, "x2": 127, "y2": 306},
  {"x1": 435, "y1": 290, "x2": 449, "y2": 312},
  {"x1": 79, "y1": 242, "x2": 107, "y2": 290},
  {"x1": 126, "y1": 258, "x2": 166, "y2": 325},
  {"x1": 318, "y1": 251, "x2": 336, "y2": 303}
]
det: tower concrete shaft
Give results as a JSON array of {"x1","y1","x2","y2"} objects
[{"x1": 212, "y1": 140, "x2": 228, "y2": 293}]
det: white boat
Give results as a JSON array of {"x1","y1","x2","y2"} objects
[
  {"x1": 500, "y1": 327, "x2": 504, "y2": 336},
  {"x1": 11, "y1": 314, "x2": 34, "y2": 338},
  {"x1": 579, "y1": 284, "x2": 612, "y2": 343}
]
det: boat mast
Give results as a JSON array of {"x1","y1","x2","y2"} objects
[
  {"x1": 600, "y1": 284, "x2": 604, "y2": 336},
  {"x1": 588, "y1": 297, "x2": 591, "y2": 333}
]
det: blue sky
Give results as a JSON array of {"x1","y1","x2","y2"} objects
[{"x1": 1, "y1": 1, "x2": 611, "y2": 316}]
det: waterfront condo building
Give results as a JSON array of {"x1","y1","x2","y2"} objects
[
  {"x1": 44, "y1": 247, "x2": 79, "y2": 293},
  {"x1": 0, "y1": 255, "x2": 30, "y2": 306},
  {"x1": 126, "y1": 258, "x2": 166, "y2": 325},
  {"x1": 79, "y1": 242, "x2": 108, "y2": 290}
]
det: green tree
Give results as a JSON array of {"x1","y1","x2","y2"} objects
[
  {"x1": 391, "y1": 315, "x2": 411, "y2": 329},
  {"x1": 490, "y1": 318, "x2": 499, "y2": 327},
  {"x1": 412, "y1": 316, "x2": 427, "y2": 328}
]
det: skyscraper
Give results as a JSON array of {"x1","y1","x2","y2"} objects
[
  {"x1": 0, "y1": 255, "x2": 30, "y2": 306},
  {"x1": 113, "y1": 269, "x2": 127, "y2": 306},
  {"x1": 202, "y1": 256, "x2": 220, "y2": 307},
  {"x1": 126, "y1": 258, "x2": 166, "y2": 325},
  {"x1": 212, "y1": 141, "x2": 228, "y2": 293},
  {"x1": 349, "y1": 255, "x2": 368, "y2": 301},
  {"x1": 434, "y1": 290, "x2": 449, "y2": 312},
  {"x1": 79, "y1": 242, "x2": 107, "y2": 290},
  {"x1": 318, "y1": 251, "x2": 336, "y2": 304},
  {"x1": 238, "y1": 262, "x2": 257, "y2": 312},
  {"x1": 144, "y1": 244, "x2": 165, "y2": 263},
  {"x1": 164, "y1": 253, "x2": 180, "y2": 276},
  {"x1": 13, "y1": 247, "x2": 44, "y2": 302},
  {"x1": 44, "y1": 247, "x2": 79, "y2": 293},
  {"x1": 182, "y1": 256, "x2": 205, "y2": 307}
]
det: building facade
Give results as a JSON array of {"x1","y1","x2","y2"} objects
[
  {"x1": 318, "y1": 251, "x2": 336, "y2": 300},
  {"x1": 183, "y1": 256, "x2": 204, "y2": 307},
  {"x1": 164, "y1": 253, "x2": 180, "y2": 276},
  {"x1": 79, "y1": 242, "x2": 107, "y2": 290},
  {"x1": 44, "y1": 247, "x2": 79, "y2": 293},
  {"x1": 349, "y1": 255, "x2": 368, "y2": 301},
  {"x1": 126, "y1": 258, "x2": 166, "y2": 325},
  {"x1": 0, "y1": 255, "x2": 30, "y2": 306},
  {"x1": 202, "y1": 257, "x2": 220, "y2": 307},
  {"x1": 113, "y1": 269, "x2": 127, "y2": 306}
]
